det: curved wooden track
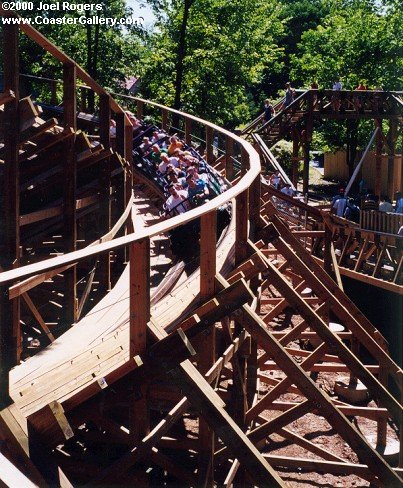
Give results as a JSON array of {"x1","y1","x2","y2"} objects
[{"x1": 0, "y1": 9, "x2": 402, "y2": 488}]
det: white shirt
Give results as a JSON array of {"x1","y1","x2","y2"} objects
[
  {"x1": 165, "y1": 191, "x2": 189, "y2": 214},
  {"x1": 159, "y1": 161, "x2": 170, "y2": 173}
]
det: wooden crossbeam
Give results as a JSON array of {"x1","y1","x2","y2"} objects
[
  {"x1": 264, "y1": 400, "x2": 390, "y2": 420},
  {"x1": 27, "y1": 401, "x2": 73, "y2": 448},
  {"x1": 246, "y1": 343, "x2": 327, "y2": 421},
  {"x1": 0, "y1": 411, "x2": 46, "y2": 486},
  {"x1": 330, "y1": 242, "x2": 344, "y2": 290},
  {"x1": 21, "y1": 292, "x2": 55, "y2": 342},
  {"x1": 278, "y1": 427, "x2": 346, "y2": 463},
  {"x1": 237, "y1": 304, "x2": 401, "y2": 486},
  {"x1": 18, "y1": 117, "x2": 58, "y2": 144},
  {"x1": 164, "y1": 360, "x2": 286, "y2": 487},
  {"x1": 263, "y1": 214, "x2": 400, "y2": 381},
  {"x1": 86, "y1": 327, "x2": 253, "y2": 485},
  {"x1": 249, "y1": 238, "x2": 401, "y2": 426}
]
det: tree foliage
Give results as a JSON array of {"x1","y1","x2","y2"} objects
[
  {"x1": 290, "y1": 0, "x2": 402, "y2": 90},
  {"x1": 139, "y1": 0, "x2": 284, "y2": 127},
  {"x1": 18, "y1": 0, "x2": 144, "y2": 93}
]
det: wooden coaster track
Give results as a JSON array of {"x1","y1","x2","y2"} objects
[{"x1": 0, "y1": 9, "x2": 402, "y2": 487}]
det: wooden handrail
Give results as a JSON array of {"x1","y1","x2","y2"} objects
[
  {"x1": 257, "y1": 90, "x2": 309, "y2": 133},
  {"x1": 0, "y1": 104, "x2": 260, "y2": 286}
]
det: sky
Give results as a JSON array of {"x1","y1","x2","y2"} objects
[{"x1": 126, "y1": 0, "x2": 156, "y2": 26}]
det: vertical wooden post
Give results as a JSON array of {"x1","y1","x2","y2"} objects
[
  {"x1": 249, "y1": 175, "x2": 261, "y2": 239},
  {"x1": 323, "y1": 224, "x2": 332, "y2": 275},
  {"x1": 129, "y1": 238, "x2": 150, "y2": 442},
  {"x1": 125, "y1": 118, "x2": 134, "y2": 235},
  {"x1": 115, "y1": 112, "x2": 126, "y2": 267},
  {"x1": 80, "y1": 87, "x2": 86, "y2": 112},
  {"x1": 98, "y1": 94, "x2": 111, "y2": 292},
  {"x1": 62, "y1": 63, "x2": 77, "y2": 327},
  {"x1": 374, "y1": 119, "x2": 383, "y2": 198},
  {"x1": 206, "y1": 126, "x2": 214, "y2": 165},
  {"x1": 50, "y1": 80, "x2": 57, "y2": 105},
  {"x1": 303, "y1": 92, "x2": 314, "y2": 195},
  {"x1": 376, "y1": 367, "x2": 388, "y2": 449},
  {"x1": 387, "y1": 119, "x2": 397, "y2": 200},
  {"x1": 185, "y1": 117, "x2": 192, "y2": 146},
  {"x1": 200, "y1": 211, "x2": 217, "y2": 298},
  {"x1": 0, "y1": 24, "x2": 20, "y2": 406},
  {"x1": 292, "y1": 128, "x2": 299, "y2": 189},
  {"x1": 197, "y1": 211, "x2": 217, "y2": 486},
  {"x1": 161, "y1": 108, "x2": 168, "y2": 132},
  {"x1": 236, "y1": 190, "x2": 249, "y2": 266},
  {"x1": 240, "y1": 146, "x2": 248, "y2": 176},
  {"x1": 136, "y1": 100, "x2": 144, "y2": 120},
  {"x1": 225, "y1": 136, "x2": 234, "y2": 181}
]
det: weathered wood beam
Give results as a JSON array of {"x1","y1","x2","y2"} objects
[
  {"x1": 62, "y1": 63, "x2": 77, "y2": 328},
  {"x1": 250, "y1": 237, "x2": 402, "y2": 426},
  {"x1": 237, "y1": 303, "x2": 401, "y2": 486},
  {"x1": 98, "y1": 93, "x2": 112, "y2": 292},
  {"x1": 0, "y1": 24, "x2": 21, "y2": 406},
  {"x1": 246, "y1": 343, "x2": 327, "y2": 421},
  {"x1": 264, "y1": 214, "x2": 400, "y2": 381},
  {"x1": 164, "y1": 360, "x2": 286, "y2": 487},
  {"x1": 198, "y1": 210, "x2": 217, "y2": 486},
  {"x1": 129, "y1": 237, "x2": 150, "y2": 443}
]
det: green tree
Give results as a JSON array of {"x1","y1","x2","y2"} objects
[
  {"x1": 290, "y1": 0, "x2": 402, "y2": 90},
  {"x1": 140, "y1": 0, "x2": 284, "y2": 127},
  {"x1": 18, "y1": 0, "x2": 145, "y2": 108}
]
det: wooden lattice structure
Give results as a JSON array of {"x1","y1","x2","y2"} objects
[{"x1": 0, "y1": 9, "x2": 402, "y2": 488}]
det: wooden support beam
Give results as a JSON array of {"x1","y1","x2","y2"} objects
[
  {"x1": 21, "y1": 292, "x2": 55, "y2": 342},
  {"x1": 62, "y1": 63, "x2": 77, "y2": 328},
  {"x1": 374, "y1": 118, "x2": 383, "y2": 198},
  {"x1": 129, "y1": 237, "x2": 150, "y2": 443},
  {"x1": 246, "y1": 343, "x2": 327, "y2": 422},
  {"x1": 164, "y1": 360, "x2": 286, "y2": 487},
  {"x1": 250, "y1": 235, "x2": 402, "y2": 425},
  {"x1": 225, "y1": 136, "x2": 234, "y2": 181},
  {"x1": 236, "y1": 190, "x2": 249, "y2": 265},
  {"x1": 264, "y1": 455, "x2": 379, "y2": 483},
  {"x1": 292, "y1": 128, "x2": 299, "y2": 188},
  {"x1": 330, "y1": 242, "x2": 344, "y2": 291},
  {"x1": 0, "y1": 410, "x2": 46, "y2": 486},
  {"x1": 237, "y1": 303, "x2": 401, "y2": 486},
  {"x1": 387, "y1": 119, "x2": 397, "y2": 199},
  {"x1": 98, "y1": 93, "x2": 111, "y2": 292},
  {"x1": 302, "y1": 92, "x2": 314, "y2": 194},
  {"x1": 0, "y1": 24, "x2": 21, "y2": 406},
  {"x1": 28, "y1": 401, "x2": 74, "y2": 448},
  {"x1": 200, "y1": 211, "x2": 217, "y2": 298},
  {"x1": 264, "y1": 214, "x2": 399, "y2": 383},
  {"x1": 184, "y1": 117, "x2": 192, "y2": 146},
  {"x1": 206, "y1": 125, "x2": 214, "y2": 164},
  {"x1": 249, "y1": 175, "x2": 262, "y2": 238},
  {"x1": 88, "y1": 325, "x2": 247, "y2": 485},
  {"x1": 198, "y1": 211, "x2": 217, "y2": 484},
  {"x1": 18, "y1": 117, "x2": 57, "y2": 144}
]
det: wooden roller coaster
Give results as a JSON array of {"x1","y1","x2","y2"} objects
[{"x1": 0, "y1": 10, "x2": 402, "y2": 488}]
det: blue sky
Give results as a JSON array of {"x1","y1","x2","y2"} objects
[{"x1": 126, "y1": 0, "x2": 156, "y2": 26}]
